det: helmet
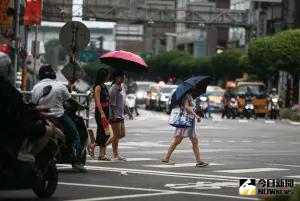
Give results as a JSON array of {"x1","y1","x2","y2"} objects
[
  {"x1": 38, "y1": 64, "x2": 56, "y2": 80},
  {"x1": 271, "y1": 88, "x2": 277, "y2": 93},
  {"x1": 0, "y1": 52, "x2": 13, "y2": 83}
]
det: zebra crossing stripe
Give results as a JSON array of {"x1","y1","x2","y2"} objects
[
  {"x1": 286, "y1": 175, "x2": 300, "y2": 179},
  {"x1": 144, "y1": 163, "x2": 224, "y2": 168},
  {"x1": 214, "y1": 168, "x2": 289, "y2": 173},
  {"x1": 86, "y1": 158, "x2": 156, "y2": 163}
]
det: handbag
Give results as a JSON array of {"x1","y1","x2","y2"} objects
[{"x1": 168, "y1": 107, "x2": 193, "y2": 128}]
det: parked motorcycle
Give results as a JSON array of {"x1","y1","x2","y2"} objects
[
  {"x1": 227, "y1": 97, "x2": 238, "y2": 119},
  {"x1": 269, "y1": 97, "x2": 280, "y2": 120},
  {"x1": 0, "y1": 108, "x2": 63, "y2": 198},
  {"x1": 126, "y1": 94, "x2": 137, "y2": 114}
]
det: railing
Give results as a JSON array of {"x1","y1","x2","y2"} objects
[{"x1": 20, "y1": 91, "x2": 93, "y2": 128}]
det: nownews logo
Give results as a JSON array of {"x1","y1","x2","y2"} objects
[{"x1": 239, "y1": 179, "x2": 294, "y2": 196}]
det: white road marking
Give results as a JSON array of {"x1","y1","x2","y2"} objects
[
  {"x1": 241, "y1": 141, "x2": 252, "y2": 143},
  {"x1": 267, "y1": 163, "x2": 300, "y2": 168},
  {"x1": 57, "y1": 164, "x2": 245, "y2": 181},
  {"x1": 238, "y1": 120, "x2": 249, "y2": 123},
  {"x1": 212, "y1": 119, "x2": 224, "y2": 122},
  {"x1": 264, "y1": 120, "x2": 275, "y2": 124},
  {"x1": 213, "y1": 140, "x2": 222, "y2": 143},
  {"x1": 289, "y1": 142, "x2": 300, "y2": 145},
  {"x1": 87, "y1": 158, "x2": 156, "y2": 163},
  {"x1": 260, "y1": 141, "x2": 276, "y2": 144},
  {"x1": 65, "y1": 193, "x2": 176, "y2": 201},
  {"x1": 144, "y1": 162, "x2": 224, "y2": 168},
  {"x1": 165, "y1": 181, "x2": 237, "y2": 190},
  {"x1": 59, "y1": 182, "x2": 259, "y2": 201},
  {"x1": 120, "y1": 141, "x2": 168, "y2": 147},
  {"x1": 122, "y1": 148, "x2": 255, "y2": 154},
  {"x1": 286, "y1": 175, "x2": 300, "y2": 179},
  {"x1": 227, "y1": 140, "x2": 236, "y2": 143},
  {"x1": 214, "y1": 168, "x2": 289, "y2": 173}
]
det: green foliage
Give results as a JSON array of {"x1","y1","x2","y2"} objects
[
  {"x1": 83, "y1": 62, "x2": 110, "y2": 83},
  {"x1": 211, "y1": 49, "x2": 244, "y2": 80},
  {"x1": 249, "y1": 29, "x2": 300, "y2": 80},
  {"x1": 44, "y1": 39, "x2": 67, "y2": 62}
]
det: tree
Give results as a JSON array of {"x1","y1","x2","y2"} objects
[
  {"x1": 211, "y1": 49, "x2": 244, "y2": 81},
  {"x1": 83, "y1": 62, "x2": 110, "y2": 84},
  {"x1": 44, "y1": 39, "x2": 67, "y2": 62}
]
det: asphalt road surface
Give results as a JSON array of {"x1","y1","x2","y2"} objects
[{"x1": 1, "y1": 109, "x2": 300, "y2": 201}]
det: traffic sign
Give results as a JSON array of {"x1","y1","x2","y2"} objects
[
  {"x1": 77, "y1": 50, "x2": 99, "y2": 63},
  {"x1": 61, "y1": 61, "x2": 83, "y2": 82},
  {"x1": 59, "y1": 21, "x2": 90, "y2": 52}
]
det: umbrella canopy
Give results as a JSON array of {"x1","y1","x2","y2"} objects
[
  {"x1": 175, "y1": 76, "x2": 211, "y2": 105},
  {"x1": 100, "y1": 50, "x2": 148, "y2": 72}
]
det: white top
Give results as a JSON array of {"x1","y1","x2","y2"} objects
[{"x1": 32, "y1": 79, "x2": 71, "y2": 117}]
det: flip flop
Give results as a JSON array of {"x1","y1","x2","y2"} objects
[
  {"x1": 98, "y1": 155, "x2": 111, "y2": 161},
  {"x1": 161, "y1": 159, "x2": 175, "y2": 165},
  {"x1": 87, "y1": 144, "x2": 95, "y2": 158},
  {"x1": 195, "y1": 161, "x2": 209, "y2": 167}
]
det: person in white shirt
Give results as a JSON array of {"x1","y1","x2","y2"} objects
[{"x1": 32, "y1": 64, "x2": 86, "y2": 171}]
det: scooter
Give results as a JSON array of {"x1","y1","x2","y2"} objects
[
  {"x1": 49, "y1": 99, "x2": 89, "y2": 169},
  {"x1": 38, "y1": 86, "x2": 89, "y2": 170},
  {"x1": 0, "y1": 107, "x2": 63, "y2": 198},
  {"x1": 269, "y1": 97, "x2": 280, "y2": 120},
  {"x1": 241, "y1": 98, "x2": 257, "y2": 120},
  {"x1": 196, "y1": 95, "x2": 209, "y2": 118},
  {"x1": 227, "y1": 97, "x2": 238, "y2": 119},
  {"x1": 126, "y1": 94, "x2": 137, "y2": 114}
]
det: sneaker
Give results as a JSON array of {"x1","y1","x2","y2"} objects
[
  {"x1": 72, "y1": 164, "x2": 88, "y2": 173},
  {"x1": 195, "y1": 161, "x2": 209, "y2": 168},
  {"x1": 161, "y1": 159, "x2": 175, "y2": 165}
]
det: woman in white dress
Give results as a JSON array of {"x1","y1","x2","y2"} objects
[{"x1": 162, "y1": 90, "x2": 209, "y2": 167}]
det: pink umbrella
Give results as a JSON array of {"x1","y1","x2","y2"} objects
[{"x1": 100, "y1": 50, "x2": 148, "y2": 72}]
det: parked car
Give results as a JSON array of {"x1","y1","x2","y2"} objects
[
  {"x1": 155, "y1": 85, "x2": 178, "y2": 111},
  {"x1": 145, "y1": 84, "x2": 160, "y2": 110},
  {"x1": 206, "y1": 88, "x2": 225, "y2": 112},
  {"x1": 135, "y1": 81, "x2": 156, "y2": 105}
]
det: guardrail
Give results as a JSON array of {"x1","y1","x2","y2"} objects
[{"x1": 20, "y1": 91, "x2": 93, "y2": 128}]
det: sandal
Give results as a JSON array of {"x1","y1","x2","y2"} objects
[
  {"x1": 195, "y1": 161, "x2": 209, "y2": 167},
  {"x1": 112, "y1": 156, "x2": 127, "y2": 161},
  {"x1": 87, "y1": 144, "x2": 96, "y2": 158},
  {"x1": 161, "y1": 159, "x2": 175, "y2": 165},
  {"x1": 98, "y1": 155, "x2": 111, "y2": 161}
]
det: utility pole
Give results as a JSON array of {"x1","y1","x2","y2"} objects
[{"x1": 13, "y1": 0, "x2": 21, "y2": 87}]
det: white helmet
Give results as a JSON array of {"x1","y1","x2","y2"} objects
[
  {"x1": 0, "y1": 52, "x2": 13, "y2": 83},
  {"x1": 271, "y1": 88, "x2": 277, "y2": 93}
]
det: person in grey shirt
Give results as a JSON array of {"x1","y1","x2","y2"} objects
[{"x1": 106, "y1": 70, "x2": 133, "y2": 161}]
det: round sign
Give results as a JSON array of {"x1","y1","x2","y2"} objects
[{"x1": 59, "y1": 21, "x2": 90, "y2": 52}]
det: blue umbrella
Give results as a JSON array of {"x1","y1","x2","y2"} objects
[{"x1": 174, "y1": 76, "x2": 211, "y2": 105}]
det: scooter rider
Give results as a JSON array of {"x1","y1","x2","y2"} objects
[
  {"x1": 268, "y1": 88, "x2": 280, "y2": 110},
  {"x1": 222, "y1": 86, "x2": 236, "y2": 118},
  {"x1": 245, "y1": 87, "x2": 255, "y2": 103},
  {"x1": 32, "y1": 64, "x2": 86, "y2": 171}
]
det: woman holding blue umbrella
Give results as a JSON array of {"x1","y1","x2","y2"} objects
[{"x1": 162, "y1": 76, "x2": 210, "y2": 167}]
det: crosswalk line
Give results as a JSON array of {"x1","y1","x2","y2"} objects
[
  {"x1": 238, "y1": 120, "x2": 249, "y2": 123},
  {"x1": 286, "y1": 175, "x2": 300, "y2": 179},
  {"x1": 264, "y1": 120, "x2": 275, "y2": 124},
  {"x1": 214, "y1": 168, "x2": 289, "y2": 173},
  {"x1": 87, "y1": 158, "x2": 157, "y2": 163},
  {"x1": 144, "y1": 162, "x2": 224, "y2": 168}
]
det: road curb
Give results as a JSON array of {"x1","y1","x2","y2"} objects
[{"x1": 281, "y1": 119, "x2": 300, "y2": 126}]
